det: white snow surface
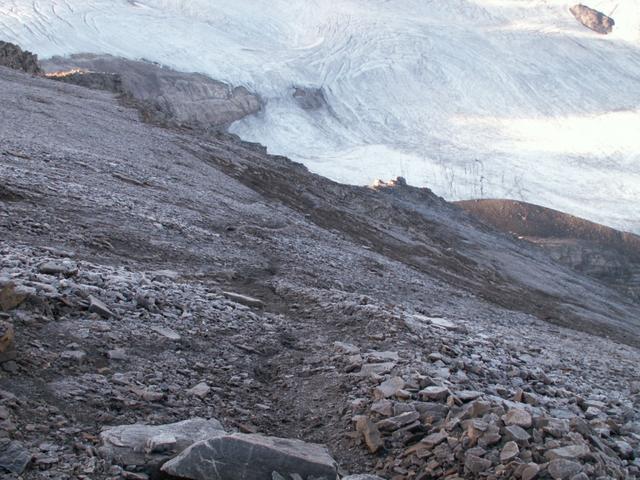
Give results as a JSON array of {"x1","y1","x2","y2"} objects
[{"x1": 2, "y1": 0, "x2": 640, "y2": 232}]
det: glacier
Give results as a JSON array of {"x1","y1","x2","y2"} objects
[{"x1": 1, "y1": 0, "x2": 639, "y2": 233}]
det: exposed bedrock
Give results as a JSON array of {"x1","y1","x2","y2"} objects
[
  {"x1": 0, "y1": 41, "x2": 42, "y2": 75},
  {"x1": 456, "y1": 199, "x2": 640, "y2": 299},
  {"x1": 42, "y1": 54, "x2": 261, "y2": 131}
]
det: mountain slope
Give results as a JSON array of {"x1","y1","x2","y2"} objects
[
  {"x1": 1, "y1": 0, "x2": 640, "y2": 234},
  {"x1": 1, "y1": 64, "x2": 640, "y2": 478}
]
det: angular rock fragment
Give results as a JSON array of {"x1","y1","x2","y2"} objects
[
  {"x1": 161, "y1": 433, "x2": 337, "y2": 480},
  {"x1": 455, "y1": 390, "x2": 483, "y2": 402},
  {"x1": 88, "y1": 295, "x2": 114, "y2": 318},
  {"x1": 374, "y1": 376, "x2": 405, "y2": 399},
  {"x1": 150, "y1": 325, "x2": 181, "y2": 340},
  {"x1": 500, "y1": 441, "x2": 519, "y2": 462},
  {"x1": 504, "y1": 425, "x2": 530, "y2": 444},
  {"x1": 520, "y1": 463, "x2": 540, "y2": 480},
  {"x1": 547, "y1": 458, "x2": 582, "y2": 479},
  {"x1": 545, "y1": 444, "x2": 589, "y2": 461},
  {"x1": 464, "y1": 453, "x2": 491, "y2": 474},
  {"x1": 358, "y1": 362, "x2": 395, "y2": 377},
  {"x1": 502, "y1": 408, "x2": 532, "y2": 428},
  {"x1": 38, "y1": 260, "x2": 78, "y2": 276},
  {"x1": 421, "y1": 430, "x2": 448, "y2": 448},
  {"x1": 187, "y1": 382, "x2": 211, "y2": 398},
  {"x1": 0, "y1": 439, "x2": 31, "y2": 474},
  {"x1": 419, "y1": 386, "x2": 449, "y2": 402},
  {"x1": 570, "y1": 4, "x2": 614, "y2": 34},
  {"x1": 376, "y1": 411, "x2": 420, "y2": 431},
  {"x1": 99, "y1": 418, "x2": 224, "y2": 469},
  {"x1": 355, "y1": 416, "x2": 384, "y2": 453}
]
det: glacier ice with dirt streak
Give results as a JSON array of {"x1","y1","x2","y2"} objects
[{"x1": 1, "y1": 0, "x2": 640, "y2": 233}]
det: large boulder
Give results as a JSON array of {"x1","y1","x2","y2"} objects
[
  {"x1": 570, "y1": 4, "x2": 615, "y2": 34},
  {"x1": 0, "y1": 41, "x2": 42, "y2": 74},
  {"x1": 161, "y1": 433, "x2": 338, "y2": 480},
  {"x1": 99, "y1": 418, "x2": 225, "y2": 471}
]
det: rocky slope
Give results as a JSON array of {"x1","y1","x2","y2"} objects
[
  {"x1": 0, "y1": 61, "x2": 639, "y2": 480},
  {"x1": 456, "y1": 199, "x2": 640, "y2": 300}
]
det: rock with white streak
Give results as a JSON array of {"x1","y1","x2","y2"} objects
[{"x1": 161, "y1": 433, "x2": 337, "y2": 480}]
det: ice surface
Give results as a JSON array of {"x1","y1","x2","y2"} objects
[{"x1": 1, "y1": 0, "x2": 639, "y2": 232}]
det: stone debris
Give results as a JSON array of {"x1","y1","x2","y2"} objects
[{"x1": 161, "y1": 433, "x2": 338, "y2": 480}]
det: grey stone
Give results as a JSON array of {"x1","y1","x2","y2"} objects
[
  {"x1": 464, "y1": 453, "x2": 491, "y2": 474},
  {"x1": 413, "y1": 401, "x2": 448, "y2": 421},
  {"x1": 504, "y1": 425, "x2": 530, "y2": 444},
  {"x1": 502, "y1": 408, "x2": 532, "y2": 428},
  {"x1": 421, "y1": 430, "x2": 447, "y2": 448},
  {"x1": 358, "y1": 362, "x2": 395, "y2": 377},
  {"x1": 376, "y1": 411, "x2": 419, "y2": 431},
  {"x1": 161, "y1": 433, "x2": 337, "y2": 480},
  {"x1": 545, "y1": 444, "x2": 589, "y2": 461},
  {"x1": 60, "y1": 350, "x2": 86, "y2": 363},
  {"x1": 547, "y1": 459, "x2": 582, "y2": 479},
  {"x1": 38, "y1": 261, "x2": 77, "y2": 276},
  {"x1": 107, "y1": 348, "x2": 127, "y2": 360},
  {"x1": 88, "y1": 295, "x2": 114, "y2": 318},
  {"x1": 500, "y1": 440, "x2": 519, "y2": 462},
  {"x1": 419, "y1": 386, "x2": 449, "y2": 401},
  {"x1": 521, "y1": 463, "x2": 540, "y2": 480},
  {"x1": 0, "y1": 439, "x2": 31, "y2": 474},
  {"x1": 374, "y1": 376, "x2": 405, "y2": 399},
  {"x1": 99, "y1": 418, "x2": 224, "y2": 468},
  {"x1": 187, "y1": 382, "x2": 211, "y2": 398},
  {"x1": 150, "y1": 325, "x2": 181, "y2": 341},
  {"x1": 455, "y1": 390, "x2": 483, "y2": 402}
]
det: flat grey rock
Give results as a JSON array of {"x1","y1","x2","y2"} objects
[
  {"x1": 0, "y1": 439, "x2": 31, "y2": 474},
  {"x1": 99, "y1": 418, "x2": 225, "y2": 469},
  {"x1": 161, "y1": 433, "x2": 338, "y2": 480}
]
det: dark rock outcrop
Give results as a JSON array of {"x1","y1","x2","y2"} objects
[
  {"x1": 0, "y1": 41, "x2": 42, "y2": 74},
  {"x1": 456, "y1": 199, "x2": 640, "y2": 299},
  {"x1": 293, "y1": 86, "x2": 329, "y2": 111},
  {"x1": 42, "y1": 54, "x2": 260, "y2": 131},
  {"x1": 570, "y1": 4, "x2": 615, "y2": 34}
]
